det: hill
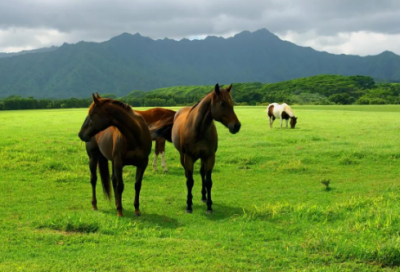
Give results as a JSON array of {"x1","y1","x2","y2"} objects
[
  {"x1": 2, "y1": 75, "x2": 400, "y2": 110},
  {"x1": 0, "y1": 29, "x2": 400, "y2": 98},
  {"x1": 120, "y1": 74, "x2": 399, "y2": 106}
]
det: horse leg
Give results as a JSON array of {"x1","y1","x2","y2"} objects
[
  {"x1": 159, "y1": 138, "x2": 168, "y2": 172},
  {"x1": 200, "y1": 161, "x2": 206, "y2": 203},
  {"x1": 161, "y1": 152, "x2": 167, "y2": 172},
  {"x1": 286, "y1": 119, "x2": 288, "y2": 128},
  {"x1": 183, "y1": 155, "x2": 195, "y2": 213},
  {"x1": 111, "y1": 162, "x2": 119, "y2": 209},
  {"x1": 89, "y1": 155, "x2": 99, "y2": 210},
  {"x1": 179, "y1": 152, "x2": 185, "y2": 168},
  {"x1": 202, "y1": 155, "x2": 215, "y2": 214},
  {"x1": 133, "y1": 159, "x2": 148, "y2": 216},
  {"x1": 152, "y1": 139, "x2": 159, "y2": 171},
  {"x1": 280, "y1": 117, "x2": 283, "y2": 129},
  {"x1": 269, "y1": 117, "x2": 272, "y2": 128},
  {"x1": 113, "y1": 160, "x2": 125, "y2": 216}
]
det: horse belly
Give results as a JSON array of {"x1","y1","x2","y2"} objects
[
  {"x1": 272, "y1": 109, "x2": 281, "y2": 119},
  {"x1": 186, "y1": 140, "x2": 215, "y2": 160},
  {"x1": 123, "y1": 150, "x2": 148, "y2": 166}
]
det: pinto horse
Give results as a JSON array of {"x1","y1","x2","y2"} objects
[
  {"x1": 151, "y1": 84, "x2": 241, "y2": 214},
  {"x1": 267, "y1": 103, "x2": 298, "y2": 129},
  {"x1": 134, "y1": 108, "x2": 176, "y2": 173},
  {"x1": 78, "y1": 94, "x2": 152, "y2": 217}
]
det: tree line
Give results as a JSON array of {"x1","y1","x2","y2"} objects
[{"x1": 1, "y1": 75, "x2": 400, "y2": 110}]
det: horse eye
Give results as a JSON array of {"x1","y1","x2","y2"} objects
[{"x1": 221, "y1": 102, "x2": 225, "y2": 107}]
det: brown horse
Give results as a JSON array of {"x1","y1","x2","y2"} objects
[
  {"x1": 134, "y1": 108, "x2": 176, "y2": 173},
  {"x1": 151, "y1": 84, "x2": 241, "y2": 213},
  {"x1": 78, "y1": 94, "x2": 152, "y2": 217}
]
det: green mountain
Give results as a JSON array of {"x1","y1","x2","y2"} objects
[{"x1": 1, "y1": 29, "x2": 400, "y2": 98}]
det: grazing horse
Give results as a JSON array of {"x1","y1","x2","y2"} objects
[
  {"x1": 78, "y1": 94, "x2": 152, "y2": 217},
  {"x1": 267, "y1": 103, "x2": 298, "y2": 129},
  {"x1": 134, "y1": 108, "x2": 176, "y2": 173},
  {"x1": 151, "y1": 84, "x2": 241, "y2": 214}
]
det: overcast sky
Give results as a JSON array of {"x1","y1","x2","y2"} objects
[{"x1": 0, "y1": 0, "x2": 399, "y2": 56}]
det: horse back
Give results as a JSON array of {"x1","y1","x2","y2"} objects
[{"x1": 135, "y1": 108, "x2": 176, "y2": 125}]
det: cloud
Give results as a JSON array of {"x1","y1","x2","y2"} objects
[{"x1": 0, "y1": 0, "x2": 399, "y2": 55}]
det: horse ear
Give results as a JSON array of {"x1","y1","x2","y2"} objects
[
  {"x1": 96, "y1": 93, "x2": 101, "y2": 99},
  {"x1": 214, "y1": 83, "x2": 220, "y2": 95},
  {"x1": 226, "y1": 84, "x2": 232, "y2": 92},
  {"x1": 92, "y1": 93, "x2": 100, "y2": 105}
]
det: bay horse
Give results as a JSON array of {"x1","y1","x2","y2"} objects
[
  {"x1": 134, "y1": 108, "x2": 176, "y2": 173},
  {"x1": 78, "y1": 94, "x2": 152, "y2": 217},
  {"x1": 151, "y1": 84, "x2": 241, "y2": 214},
  {"x1": 267, "y1": 103, "x2": 298, "y2": 129}
]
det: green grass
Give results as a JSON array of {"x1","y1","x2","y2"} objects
[{"x1": 1, "y1": 105, "x2": 400, "y2": 271}]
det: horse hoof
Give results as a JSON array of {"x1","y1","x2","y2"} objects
[
  {"x1": 201, "y1": 199, "x2": 206, "y2": 203},
  {"x1": 206, "y1": 210, "x2": 213, "y2": 214},
  {"x1": 134, "y1": 211, "x2": 141, "y2": 217},
  {"x1": 117, "y1": 212, "x2": 123, "y2": 217},
  {"x1": 186, "y1": 209, "x2": 193, "y2": 214},
  {"x1": 163, "y1": 170, "x2": 168, "y2": 173},
  {"x1": 92, "y1": 206, "x2": 98, "y2": 211}
]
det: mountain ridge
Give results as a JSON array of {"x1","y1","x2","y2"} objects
[{"x1": 0, "y1": 28, "x2": 399, "y2": 98}]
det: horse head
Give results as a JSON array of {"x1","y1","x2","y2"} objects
[
  {"x1": 78, "y1": 93, "x2": 116, "y2": 142},
  {"x1": 290, "y1": 117, "x2": 298, "y2": 129},
  {"x1": 210, "y1": 83, "x2": 241, "y2": 134}
]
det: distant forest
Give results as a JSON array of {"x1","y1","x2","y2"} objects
[{"x1": 1, "y1": 74, "x2": 400, "y2": 110}]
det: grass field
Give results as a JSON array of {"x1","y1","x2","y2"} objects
[{"x1": 1, "y1": 105, "x2": 400, "y2": 271}]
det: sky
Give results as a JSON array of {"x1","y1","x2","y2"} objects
[{"x1": 0, "y1": 0, "x2": 399, "y2": 56}]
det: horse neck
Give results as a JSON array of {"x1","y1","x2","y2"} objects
[
  {"x1": 107, "y1": 105, "x2": 145, "y2": 143},
  {"x1": 284, "y1": 106, "x2": 295, "y2": 117},
  {"x1": 190, "y1": 94, "x2": 213, "y2": 133}
]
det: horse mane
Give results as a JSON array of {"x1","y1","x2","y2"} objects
[
  {"x1": 110, "y1": 100, "x2": 132, "y2": 112},
  {"x1": 189, "y1": 100, "x2": 201, "y2": 113},
  {"x1": 88, "y1": 98, "x2": 133, "y2": 114},
  {"x1": 189, "y1": 86, "x2": 234, "y2": 114}
]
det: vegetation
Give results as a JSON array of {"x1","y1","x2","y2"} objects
[
  {"x1": 1, "y1": 29, "x2": 400, "y2": 98},
  {"x1": 2, "y1": 75, "x2": 400, "y2": 110},
  {"x1": 1, "y1": 106, "x2": 400, "y2": 271}
]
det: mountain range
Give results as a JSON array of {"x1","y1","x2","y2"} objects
[{"x1": 0, "y1": 28, "x2": 400, "y2": 98}]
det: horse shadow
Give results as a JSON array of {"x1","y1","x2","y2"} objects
[
  {"x1": 190, "y1": 202, "x2": 245, "y2": 221},
  {"x1": 156, "y1": 166, "x2": 221, "y2": 177},
  {"x1": 102, "y1": 209, "x2": 181, "y2": 229}
]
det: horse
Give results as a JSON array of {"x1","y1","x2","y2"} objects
[
  {"x1": 78, "y1": 94, "x2": 152, "y2": 217},
  {"x1": 151, "y1": 83, "x2": 241, "y2": 214},
  {"x1": 134, "y1": 108, "x2": 176, "y2": 173},
  {"x1": 267, "y1": 103, "x2": 298, "y2": 129}
]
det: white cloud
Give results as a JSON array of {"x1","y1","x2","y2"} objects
[
  {"x1": 0, "y1": 0, "x2": 400, "y2": 55},
  {"x1": 279, "y1": 31, "x2": 400, "y2": 56}
]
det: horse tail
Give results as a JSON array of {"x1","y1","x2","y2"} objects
[
  {"x1": 150, "y1": 116, "x2": 175, "y2": 143},
  {"x1": 98, "y1": 153, "x2": 111, "y2": 199}
]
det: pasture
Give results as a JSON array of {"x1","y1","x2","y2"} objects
[{"x1": 1, "y1": 105, "x2": 400, "y2": 271}]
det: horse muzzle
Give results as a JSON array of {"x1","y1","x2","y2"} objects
[
  {"x1": 78, "y1": 131, "x2": 91, "y2": 142},
  {"x1": 228, "y1": 122, "x2": 241, "y2": 134}
]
